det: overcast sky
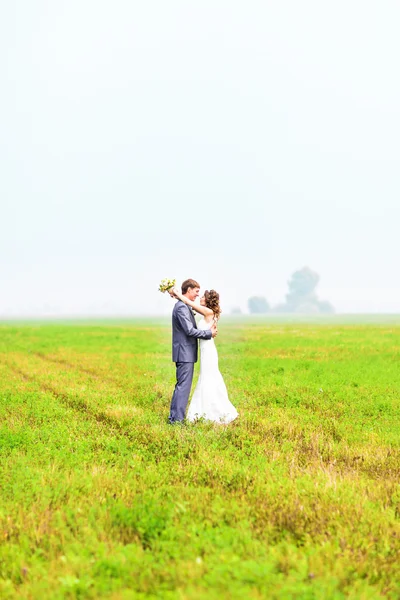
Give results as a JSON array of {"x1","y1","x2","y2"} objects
[{"x1": 1, "y1": 0, "x2": 399, "y2": 316}]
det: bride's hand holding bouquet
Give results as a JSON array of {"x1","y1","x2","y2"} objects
[
  {"x1": 169, "y1": 285, "x2": 181, "y2": 299},
  {"x1": 158, "y1": 278, "x2": 176, "y2": 295}
]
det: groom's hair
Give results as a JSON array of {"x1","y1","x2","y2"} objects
[{"x1": 181, "y1": 279, "x2": 200, "y2": 294}]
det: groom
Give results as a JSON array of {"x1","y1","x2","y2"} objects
[{"x1": 168, "y1": 278, "x2": 217, "y2": 424}]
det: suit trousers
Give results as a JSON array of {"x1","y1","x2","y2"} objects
[{"x1": 169, "y1": 362, "x2": 194, "y2": 423}]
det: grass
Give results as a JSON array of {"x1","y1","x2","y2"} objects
[{"x1": 0, "y1": 318, "x2": 399, "y2": 599}]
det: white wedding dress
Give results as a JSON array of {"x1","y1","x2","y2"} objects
[{"x1": 187, "y1": 318, "x2": 238, "y2": 424}]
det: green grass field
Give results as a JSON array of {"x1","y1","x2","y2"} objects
[{"x1": 1, "y1": 318, "x2": 399, "y2": 599}]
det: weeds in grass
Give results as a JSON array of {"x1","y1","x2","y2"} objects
[{"x1": 0, "y1": 321, "x2": 399, "y2": 599}]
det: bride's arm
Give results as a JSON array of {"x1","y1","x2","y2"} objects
[{"x1": 170, "y1": 287, "x2": 213, "y2": 318}]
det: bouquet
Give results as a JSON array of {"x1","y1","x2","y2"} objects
[{"x1": 158, "y1": 278, "x2": 176, "y2": 293}]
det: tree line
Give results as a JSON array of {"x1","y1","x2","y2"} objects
[{"x1": 234, "y1": 267, "x2": 334, "y2": 314}]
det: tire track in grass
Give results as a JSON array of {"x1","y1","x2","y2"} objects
[
  {"x1": 1, "y1": 358, "x2": 162, "y2": 457},
  {"x1": 2, "y1": 360, "x2": 129, "y2": 438},
  {"x1": 33, "y1": 351, "x2": 153, "y2": 398},
  {"x1": 34, "y1": 351, "x2": 119, "y2": 384},
  {"x1": 32, "y1": 350, "x2": 164, "y2": 414},
  {"x1": 1, "y1": 357, "x2": 399, "y2": 484}
]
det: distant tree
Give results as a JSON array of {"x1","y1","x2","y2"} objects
[
  {"x1": 231, "y1": 306, "x2": 242, "y2": 315},
  {"x1": 248, "y1": 296, "x2": 270, "y2": 314},
  {"x1": 285, "y1": 267, "x2": 319, "y2": 310},
  {"x1": 317, "y1": 299, "x2": 335, "y2": 314},
  {"x1": 277, "y1": 267, "x2": 334, "y2": 313}
]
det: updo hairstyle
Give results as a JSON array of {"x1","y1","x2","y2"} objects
[{"x1": 204, "y1": 290, "x2": 221, "y2": 320}]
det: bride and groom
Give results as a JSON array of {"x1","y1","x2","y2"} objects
[{"x1": 167, "y1": 278, "x2": 238, "y2": 425}]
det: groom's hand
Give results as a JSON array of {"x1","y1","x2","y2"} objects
[{"x1": 210, "y1": 322, "x2": 218, "y2": 338}]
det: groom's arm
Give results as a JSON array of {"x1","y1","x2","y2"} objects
[{"x1": 175, "y1": 305, "x2": 213, "y2": 339}]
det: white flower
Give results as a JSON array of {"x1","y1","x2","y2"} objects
[{"x1": 158, "y1": 278, "x2": 176, "y2": 293}]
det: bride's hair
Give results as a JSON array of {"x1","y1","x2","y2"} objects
[{"x1": 204, "y1": 290, "x2": 221, "y2": 320}]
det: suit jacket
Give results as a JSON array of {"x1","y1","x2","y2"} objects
[{"x1": 172, "y1": 300, "x2": 212, "y2": 362}]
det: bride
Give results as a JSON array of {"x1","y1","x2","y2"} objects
[{"x1": 170, "y1": 286, "x2": 238, "y2": 424}]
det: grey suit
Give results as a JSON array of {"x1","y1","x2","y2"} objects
[{"x1": 169, "y1": 300, "x2": 212, "y2": 423}]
